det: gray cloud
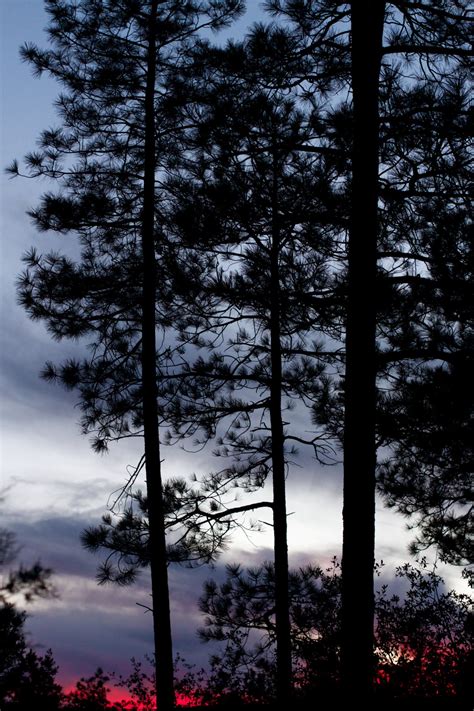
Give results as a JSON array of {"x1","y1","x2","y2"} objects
[
  {"x1": 27, "y1": 601, "x2": 155, "y2": 685},
  {"x1": 2, "y1": 509, "x2": 337, "y2": 687},
  {"x1": 4, "y1": 504, "x2": 459, "y2": 695},
  {"x1": 7, "y1": 514, "x2": 97, "y2": 579}
]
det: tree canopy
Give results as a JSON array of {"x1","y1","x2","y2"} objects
[{"x1": 9, "y1": 0, "x2": 473, "y2": 703}]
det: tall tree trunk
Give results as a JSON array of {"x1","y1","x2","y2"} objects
[
  {"x1": 269, "y1": 150, "x2": 292, "y2": 702},
  {"x1": 141, "y1": 2, "x2": 175, "y2": 709},
  {"x1": 341, "y1": 0, "x2": 384, "y2": 700}
]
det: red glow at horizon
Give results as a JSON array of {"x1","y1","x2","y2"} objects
[{"x1": 62, "y1": 682, "x2": 199, "y2": 708}]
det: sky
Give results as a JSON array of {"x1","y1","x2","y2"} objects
[{"x1": 0, "y1": 0, "x2": 468, "y2": 695}]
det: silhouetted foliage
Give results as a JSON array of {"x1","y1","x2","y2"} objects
[
  {"x1": 197, "y1": 559, "x2": 473, "y2": 702},
  {"x1": 163, "y1": 82, "x2": 339, "y2": 700},
  {"x1": 0, "y1": 522, "x2": 61, "y2": 710},
  {"x1": 63, "y1": 668, "x2": 113, "y2": 711},
  {"x1": 112, "y1": 657, "x2": 157, "y2": 710},
  {"x1": 9, "y1": 0, "x2": 472, "y2": 704},
  {"x1": 0, "y1": 615, "x2": 62, "y2": 711},
  {"x1": 378, "y1": 361, "x2": 473, "y2": 569},
  {"x1": 81, "y1": 480, "x2": 255, "y2": 585},
  {"x1": 0, "y1": 529, "x2": 54, "y2": 605},
  {"x1": 260, "y1": 3, "x2": 472, "y2": 694},
  {"x1": 11, "y1": 2, "x2": 245, "y2": 708}
]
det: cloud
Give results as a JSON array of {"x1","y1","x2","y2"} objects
[
  {"x1": 27, "y1": 600, "x2": 155, "y2": 686},
  {"x1": 3, "y1": 511, "x2": 204, "y2": 682},
  {"x1": 1, "y1": 509, "x2": 331, "y2": 686},
  {"x1": 3, "y1": 502, "x2": 464, "y2": 694}
]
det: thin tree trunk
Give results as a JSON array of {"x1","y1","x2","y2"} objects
[
  {"x1": 141, "y1": 2, "x2": 175, "y2": 709},
  {"x1": 269, "y1": 149, "x2": 292, "y2": 702},
  {"x1": 341, "y1": 0, "x2": 384, "y2": 700}
]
